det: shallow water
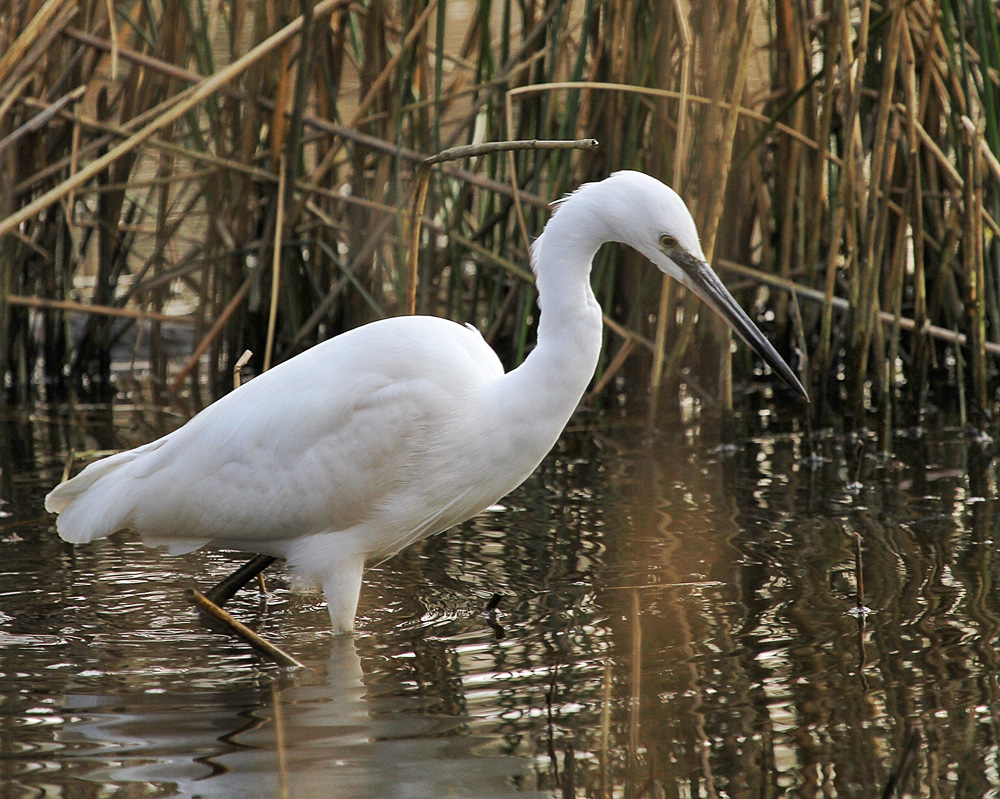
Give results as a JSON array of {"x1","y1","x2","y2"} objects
[{"x1": 2, "y1": 400, "x2": 1000, "y2": 798}]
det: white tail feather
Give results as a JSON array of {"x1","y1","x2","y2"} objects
[{"x1": 45, "y1": 440, "x2": 166, "y2": 543}]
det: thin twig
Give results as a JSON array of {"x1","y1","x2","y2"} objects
[
  {"x1": 204, "y1": 554, "x2": 279, "y2": 606},
  {"x1": 422, "y1": 138, "x2": 598, "y2": 165},
  {"x1": 409, "y1": 138, "x2": 598, "y2": 315},
  {"x1": 263, "y1": 155, "x2": 287, "y2": 372}
]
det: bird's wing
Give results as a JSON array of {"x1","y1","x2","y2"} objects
[{"x1": 51, "y1": 316, "x2": 507, "y2": 556}]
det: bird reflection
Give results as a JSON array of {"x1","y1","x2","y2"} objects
[
  {"x1": 485, "y1": 593, "x2": 506, "y2": 640},
  {"x1": 55, "y1": 637, "x2": 544, "y2": 798}
]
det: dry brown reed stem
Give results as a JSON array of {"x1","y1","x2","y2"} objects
[
  {"x1": 896, "y1": 19, "x2": 927, "y2": 414},
  {"x1": 963, "y1": 118, "x2": 988, "y2": 416},
  {"x1": 233, "y1": 349, "x2": 253, "y2": 389},
  {"x1": 425, "y1": 138, "x2": 599, "y2": 165},
  {"x1": 506, "y1": 80, "x2": 832, "y2": 157},
  {"x1": 263, "y1": 154, "x2": 287, "y2": 372},
  {"x1": 0, "y1": 85, "x2": 85, "y2": 153},
  {"x1": 857, "y1": 3, "x2": 905, "y2": 411},
  {"x1": 701, "y1": 0, "x2": 760, "y2": 414},
  {"x1": 652, "y1": 1, "x2": 692, "y2": 411},
  {"x1": 842, "y1": 0, "x2": 872, "y2": 427},
  {"x1": 0, "y1": 0, "x2": 76, "y2": 85},
  {"x1": 5, "y1": 31, "x2": 561, "y2": 218},
  {"x1": 185, "y1": 587, "x2": 304, "y2": 668},
  {"x1": 5, "y1": 0, "x2": 999, "y2": 423},
  {"x1": 0, "y1": 0, "x2": 351, "y2": 241},
  {"x1": 406, "y1": 166, "x2": 432, "y2": 317},
  {"x1": 0, "y1": 75, "x2": 31, "y2": 124},
  {"x1": 586, "y1": 338, "x2": 636, "y2": 401},
  {"x1": 5, "y1": 294, "x2": 192, "y2": 325},
  {"x1": 718, "y1": 258, "x2": 1000, "y2": 357},
  {"x1": 668, "y1": 0, "x2": 693, "y2": 190}
]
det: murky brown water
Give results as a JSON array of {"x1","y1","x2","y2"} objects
[{"x1": 2, "y1": 398, "x2": 1000, "y2": 798}]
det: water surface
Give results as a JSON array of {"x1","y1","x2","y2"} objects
[{"x1": 2, "y1": 400, "x2": 999, "y2": 797}]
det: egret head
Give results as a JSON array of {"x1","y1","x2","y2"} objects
[{"x1": 580, "y1": 171, "x2": 808, "y2": 400}]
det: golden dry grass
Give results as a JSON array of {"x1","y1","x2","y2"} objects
[{"x1": 1, "y1": 0, "x2": 998, "y2": 429}]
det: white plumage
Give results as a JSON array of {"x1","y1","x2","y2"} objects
[{"x1": 46, "y1": 171, "x2": 805, "y2": 632}]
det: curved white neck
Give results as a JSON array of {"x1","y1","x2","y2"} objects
[{"x1": 492, "y1": 201, "x2": 608, "y2": 443}]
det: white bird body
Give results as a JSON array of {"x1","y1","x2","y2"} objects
[{"x1": 46, "y1": 171, "x2": 804, "y2": 632}]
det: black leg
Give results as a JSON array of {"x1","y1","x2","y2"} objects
[
  {"x1": 485, "y1": 593, "x2": 505, "y2": 640},
  {"x1": 204, "y1": 554, "x2": 279, "y2": 606}
]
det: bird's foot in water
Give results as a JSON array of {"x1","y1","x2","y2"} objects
[{"x1": 485, "y1": 593, "x2": 505, "y2": 640}]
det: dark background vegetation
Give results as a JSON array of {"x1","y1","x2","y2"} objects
[{"x1": 1, "y1": 0, "x2": 998, "y2": 434}]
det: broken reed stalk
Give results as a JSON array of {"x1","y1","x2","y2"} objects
[
  {"x1": 0, "y1": 84, "x2": 85, "y2": 153},
  {"x1": 406, "y1": 165, "x2": 432, "y2": 316},
  {"x1": 233, "y1": 349, "x2": 253, "y2": 389},
  {"x1": 186, "y1": 587, "x2": 302, "y2": 668}
]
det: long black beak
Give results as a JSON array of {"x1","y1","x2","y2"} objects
[{"x1": 675, "y1": 251, "x2": 808, "y2": 401}]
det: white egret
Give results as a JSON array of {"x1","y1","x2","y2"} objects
[{"x1": 45, "y1": 171, "x2": 806, "y2": 633}]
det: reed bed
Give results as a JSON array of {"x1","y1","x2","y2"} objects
[{"x1": 1, "y1": 0, "x2": 998, "y2": 432}]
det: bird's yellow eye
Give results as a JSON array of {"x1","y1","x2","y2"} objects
[{"x1": 659, "y1": 234, "x2": 678, "y2": 249}]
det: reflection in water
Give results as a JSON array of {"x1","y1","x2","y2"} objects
[
  {"x1": 2, "y1": 404, "x2": 1000, "y2": 797},
  {"x1": 52, "y1": 639, "x2": 544, "y2": 798}
]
